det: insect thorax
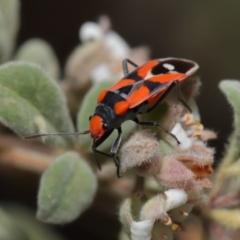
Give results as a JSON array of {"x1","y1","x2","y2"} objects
[{"x1": 94, "y1": 103, "x2": 116, "y2": 125}]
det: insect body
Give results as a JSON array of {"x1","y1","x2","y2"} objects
[{"x1": 26, "y1": 58, "x2": 199, "y2": 177}]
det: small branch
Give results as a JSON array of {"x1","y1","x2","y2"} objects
[
  {"x1": 0, "y1": 134, "x2": 57, "y2": 173},
  {"x1": 0, "y1": 147, "x2": 53, "y2": 173},
  {"x1": 211, "y1": 193, "x2": 240, "y2": 208},
  {"x1": 209, "y1": 221, "x2": 231, "y2": 240},
  {"x1": 131, "y1": 176, "x2": 144, "y2": 196}
]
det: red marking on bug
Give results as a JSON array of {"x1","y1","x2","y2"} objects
[
  {"x1": 110, "y1": 78, "x2": 136, "y2": 91},
  {"x1": 128, "y1": 85, "x2": 150, "y2": 106},
  {"x1": 147, "y1": 92, "x2": 165, "y2": 108},
  {"x1": 90, "y1": 115, "x2": 106, "y2": 139},
  {"x1": 114, "y1": 100, "x2": 129, "y2": 116},
  {"x1": 150, "y1": 73, "x2": 185, "y2": 83},
  {"x1": 97, "y1": 89, "x2": 108, "y2": 103},
  {"x1": 137, "y1": 60, "x2": 159, "y2": 78}
]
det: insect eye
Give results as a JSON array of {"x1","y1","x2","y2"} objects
[
  {"x1": 89, "y1": 116, "x2": 92, "y2": 121},
  {"x1": 102, "y1": 123, "x2": 108, "y2": 129}
]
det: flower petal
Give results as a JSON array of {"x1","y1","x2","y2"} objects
[{"x1": 131, "y1": 219, "x2": 155, "y2": 240}]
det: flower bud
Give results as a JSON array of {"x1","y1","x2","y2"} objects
[{"x1": 120, "y1": 131, "x2": 161, "y2": 176}]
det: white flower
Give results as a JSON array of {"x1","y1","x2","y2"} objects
[
  {"x1": 170, "y1": 122, "x2": 193, "y2": 151},
  {"x1": 90, "y1": 63, "x2": 112, "y2": 83},
  {"x1": 79, "y1": 22, "x2": 103, "y2": 42},
  {"x1": 131, "y1": 219, "x2": 154, "y2": 240},
  {"x1": 104, "y1": 31, "x2": 130, "y2": 60},
  {"x1": 164, "y1": 189, "x2": 188, "y2": 211}
]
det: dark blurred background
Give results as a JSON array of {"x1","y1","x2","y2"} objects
[{"x1": 11, "y1": 0, "x2": 240, "y2": 239}]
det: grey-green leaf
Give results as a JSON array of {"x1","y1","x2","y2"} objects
[
  {"x1": 2, "y1": 205, "x2": 65, "y2": 240},
  {"x1": 219, "y1": 80, "x2": 240, "y2": 131},
  {"x1": 219, "y1": 80, "x2": 240, "y2": 162},
  {"x1": 0, "y1": 208, "x2": 30, "y2": 240},
  {"x1": 77, "y1": 79, "x2": 135, "y2": 151},
  {"x1": 37, "y1": 151, "x2": 97, "y2": 224},
  {"x1": 0, "y1": 62, "x2": 74, "y2": 147},
  {"x1": 15, "y1": 38, "x2": 61, "y2": 80},
  {"x1": 0, "y1": 0, "x2": 20, "y2": 63}
]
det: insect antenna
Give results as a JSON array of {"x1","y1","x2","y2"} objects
[{"x1": 25, "y1": 130, "x2": 90, "y2": 139}]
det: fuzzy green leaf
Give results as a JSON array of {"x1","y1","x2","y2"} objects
[
  {"x1": 0, "y1": 0, "x2": 20, "y2": 35},
  {"x1": 77, "y1": 79, "x2": 135, "y2": 151},
  {"x1": 219, "y1": 80, "x2": 240, "y2": 162},
  {"x1": 0, "y1": 208, "x2": 30, "y2": 240},
  {"x1": 0, "y1": 0, "x2": 20, "y2": 63},
  {"x1": 15, "y1": 39, "x2": 60, "y2": 79},
  {"x1": 219, "y1": 80, "x2": 240, "y2": 133},
  {"x1": 2, "y1": 205, "x2": 64, "y2": 240},
  {"x1": 37, "y1": 151, "x2": 97, "y2": 224},
  {"x1": 210, "y1": 80, "x2": 240, "y2": 196},
  {"x1": 0, "y1": 62, "x2": 74, "y2": 147}
]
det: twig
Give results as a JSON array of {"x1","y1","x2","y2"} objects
[
  {"x1": 211, "y1": 193, "x2": 240, "y2": 208},
  {"x1": 0, "y1": 134, "x2": 57, "y2": 173}
]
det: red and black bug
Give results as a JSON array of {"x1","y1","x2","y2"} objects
[{"x1": 26, "y1": 57, "x2": 199, "y2": 177}]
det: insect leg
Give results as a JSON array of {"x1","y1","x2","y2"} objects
[
  {"x1": 92, "y1": 129, "x2": 114, "y2": 170},
  {"x1": 162, "y1": 80, "x2": 191, "y2": 112},
  {"x1": 175, "y1": 80, "x2": 192, "y2": 113},
  {"x1": 122, "y1": 59, "x2": 139, "y2": 75},
  {"x1": 92, "y1": 145, "x2": 111, "y2": 170},
  {"x1": 134, "y1": 118, "x2": 180, "y2": 144},
  {"x1": 110, "y1": 128, "x2": 122, "y2": 177}
]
